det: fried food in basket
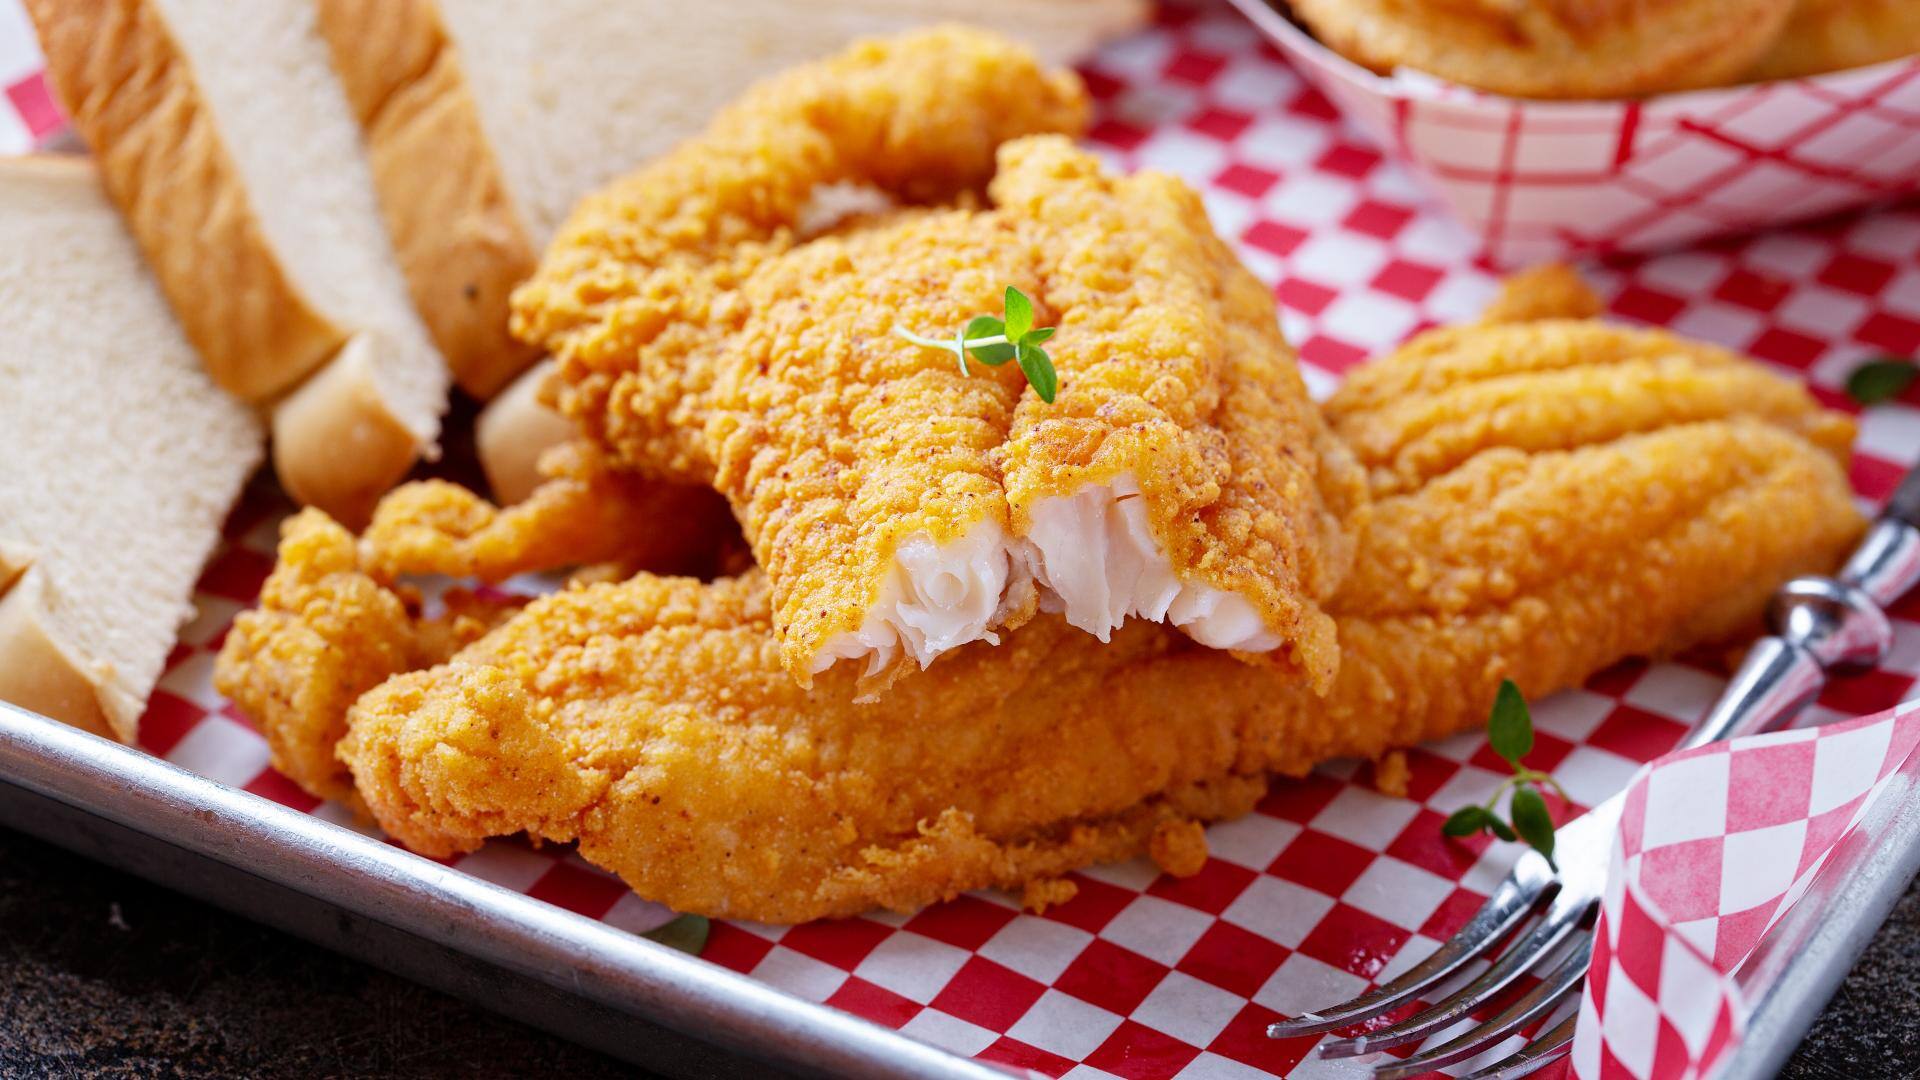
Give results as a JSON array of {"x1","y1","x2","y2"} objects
[
  {"x1": 1288, "y1": 0, "x2": 1796, "y2": 98},
  {"x1": 513, "y1": 29, "x2": 1365, "y2": 691},
  {"x1": 1747, "y1": 0, "x2": 1920, "y2": 81},
  {"x1": 216, "y1": 286, "x2": 1862, "y2": 922}
]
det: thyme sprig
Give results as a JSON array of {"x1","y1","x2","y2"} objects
[
  {"x1": 896, "y1": 286, "x2": 1059, "y2": 402},
  {"x1": 1442, "y1": 680, "x2": 1567, "y2": 867}
]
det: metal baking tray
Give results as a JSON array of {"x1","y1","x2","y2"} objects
[{"x1": 4, "y1": 692, "x2": 1915, "y2": 1079}]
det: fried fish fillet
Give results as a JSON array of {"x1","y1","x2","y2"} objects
[
  {"x1": 515, "y1": 30, "x2": 1363, "y2": 688},
  {"x1": 1746, "y1": 0, "x2": 1920, "y2": 81},
  {"x1": 1290, "y1": 0, "x2": 1796, "y2": 98},
  {"x1": 218, "y1": 311, "x2": 1861, "y2": 922}
]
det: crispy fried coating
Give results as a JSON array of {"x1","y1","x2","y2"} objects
[
  {"x1": 1290, "y1": 0, "x2": 1795, "y2": 98},
  {"x1": 513, "y1": 31, "x2": 1359, "y2": 685},
  {"x1": 510, "y1": 26, "x2": 1088, "y2": 484},
  {"x1": 359, "y1": 442, "x2": 740, "y2": 584},
  {"x1": 702, "y1": 208, "x2": 1038, "y2": 687},
  {"x1": 1326, "y1": 319, "x2": 1856, "y2": 496},
  {"x1": 212, "y1": 510, "x2": 523, "y2": 802},
  {"x1": 1747, "y1": 0, "x2": 1920, "y2": 80},
  {"x1": 217, "y1": 319, "x2": 1854, "y2": 921},
  {"x1": 991, "y1": 138, "x2": 1365, "y2": 689}
]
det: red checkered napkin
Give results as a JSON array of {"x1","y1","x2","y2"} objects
[
  {"x1": 1571, "y1": 703, "x2": 1920, "y2": 1080},
  {"x1": 1228, "y1": 0, "x2": 1920, "y2": 267}
]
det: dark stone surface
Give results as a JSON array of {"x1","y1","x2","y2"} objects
[{"x1": 1, "y1": 822, "x2": 1914, "y2": 1078}]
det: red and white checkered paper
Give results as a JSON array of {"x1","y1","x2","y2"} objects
[
  {"x1": 1571, "y1": 703, "x2": 1920, "y2": 1080},
  {"x1": 1227, "y1": 0, "x2": 1920, "y2": 268},
  {"x1": 6, "y1": 2, "x2": 1920, "y2": 1077}
]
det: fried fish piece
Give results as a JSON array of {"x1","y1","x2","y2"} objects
[
  {"x1": 217, "y1": 307, "x2": 1860, "y2": 921},
  {"x1": 1290, "y1": 0, "x2": 1796, "y2": 98},
  {"x1": 990, "y1": 138, "x2": 1364, "y2": 687},
  {"x1": 516, "y1": 31, "x2": 1363, "y2": 688},
  {"x1": 1747, "y1": 0, "x2": 1920, "y2": 81},
  {"x1": 212, "y1": 509, "x2": 524, "y2": 803},
  {"x1": 698, "y1": 138, "x2": 1363, "y2": 690},
  {"x1": 510, "y1": 26, "x2": 1090, "y2": 486}
]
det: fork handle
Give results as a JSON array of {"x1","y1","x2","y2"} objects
[{"x1": 1676, "y1": 469, "x2": 1920, "y2": 753}]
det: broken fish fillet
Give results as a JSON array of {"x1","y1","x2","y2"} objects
[
  {"x1": 514, "y1": 30, "x2": 1364, "y2": 687},
  {"x1": 219, "y1": 305, "x2": 1863, "y2": 921}
]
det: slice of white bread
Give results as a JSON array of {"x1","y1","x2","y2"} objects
[
  {"x1": 476, "y1": 359, "x2": 575, "y2": 505},
  {"x1": 27, "y1": 0, "x2": 450, "y2": 528},
  {"x1": 0, "y1": 157, "x2": 263, "y2": 743},
  {"x1": 317, "y1": 0, "x2": 1147, "y2": 399}
]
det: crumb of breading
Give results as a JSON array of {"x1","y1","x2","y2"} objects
[
  {"x1": 1480, "y1": 264, "x2": 1603, "y2": 324},
  {"x1": 1149, "y1": 820, "x2": 1210, "y2": 878},
  {"x1": 1021, "y1": 878, "x2": 1080, "y2": 914},
  {"x1": 1373, "y1": 750, "x2": 1412, "y2": 799}
]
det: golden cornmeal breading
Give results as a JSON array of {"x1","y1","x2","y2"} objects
[
  {"x1": 214, "y1": 290, "x2": 1863, "y2": 920},
  {"x1": 359, "y1": 442, "x2": 740, "y2": 584},
  {"x1": 1289, "y1": 0, "x2": 1796, "y2": 98},
  {"x1": 324, "y1": 409, "x2": 1856, "y2": 922},
  {"x1": 1747, "y1": 0, "x2": 1920, "y2": 80},
  {"x1": 703, "y1": 210, "x2": 1038, "y2": 687},
  {"x1": 509, "y1": 26, "x2": 1088, "y2": 485},
  {"x1": 212, "y1": 510, "x2": 524, "y2": 803},
  {"x1": 991, "y1": 137, "x2": 1365, "y2": 691},
  {"x1": 1327, "y1": 320, "x2": 1856, "y2": 496}
]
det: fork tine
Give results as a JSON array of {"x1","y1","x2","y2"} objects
[
  {"x1": 1316, "y1": 884, "x2": 1591, "y2": 1058},
  {"x1": 1459, "y1": 1012, "x2": 1577, "y2": 1080},
  {"x1": 1266, "y1": 858, "x2": 1555, "y2": 1038},
  {"x1": 1368, "y1": 932, "x2": 1588, "y2": 1080}
]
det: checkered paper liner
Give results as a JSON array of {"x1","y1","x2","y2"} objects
[
  {"x1": 1570, "y1": 703, "x2": 1920, "y2": 1080},
  {"x1": 6, "y1": 2, "x2": 1920, "y2": 1077},
  {"x1": 1225, "y1": 0, "x2": 1920, "y2": 269}
]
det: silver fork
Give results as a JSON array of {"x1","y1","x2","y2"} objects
[{"x1": 1267, "y1": 461, "x2": 1920, "y2": 1079}]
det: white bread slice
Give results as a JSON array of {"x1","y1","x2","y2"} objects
[
  {"x1": 317, "y1": 0, "x2": 1147, "y2": 399},
  {"x1": 476, "y1": 359, "x2": 574, "y2": 505},
  {"x1": 0, "y1": 157, "x2": 263, "y2": 743},
  {"x1": 27, "y1": 0, "x2": 450, "y2": 528}
]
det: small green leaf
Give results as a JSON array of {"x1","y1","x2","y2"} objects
[
  {"x1": 1486, "y1": 817, "x2": 1517, "y2": 843},
  {"x1": 641, "y1": 914, "x2": 711, "y2": 956},
  {"x1": 1846, "y1": 357, "x2": 1918, "y2": 406},
  {"x1": 1024, "y1": 326, "x2": 1056, "y2": 344},
  {"x1": 1004, "y1": 286, "x2": 1035, "y2": 341},
  {"x1": 1441, "y1": 805, "x2": 1489, "y2": 837},
  {"x1": 1017, "y1": 341, "x2": 1058, "y2": 403},
  {"x1": 964, "y1": 315, "x2": 1004, "y2": 342},
  {"x1": 1510, "y1": 785, "x2": 1555, "y2": 864},
  {"x1": 1487, "y1": 679, "x2": 1534, "y2": 769}
]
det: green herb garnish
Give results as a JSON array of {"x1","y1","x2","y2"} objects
[
  {"x1": 1845, "y1": 356, "x2": 1918, "y2": 406},
  {"x1": 896, "y1": 286, "x2": 1059, "y2": 403},
  {"x1": 641, "y1": 913, "x2": 711, "y2": 956},
  {"x1": 1442, "y1": 680, "x2": 1566, "y2": 867}
]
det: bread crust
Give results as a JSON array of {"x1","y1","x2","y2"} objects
[
  {"x1": 272, "y1": 336, "x2": 425, "y2": 531},
  {"x1": 24, "y1": 0, "x2": 343, "y2": 402},
  {"x1": 315, "y1": 0, "x2": 541, "y2": 400},
  {"x1": 475, "y1": 360, "x2": 575, "y2": 505},
  {"x1": 0, "y1": 575, "x2": 126, "y2": 743}
]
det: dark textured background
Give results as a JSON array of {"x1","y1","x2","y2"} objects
[{"x1": 0, "y1": 825, "x2": 1913, "y2": 1078}]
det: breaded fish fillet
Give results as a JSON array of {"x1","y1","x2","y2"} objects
[
  {"x1": 1746, "y1": 0, "x2": 1920, "y2": 81},
  {"x1": 1290, "y1": 0, "x2": 1795, "y2": 98},
  {"x1": 991, "y1": 139, "x2": 1363, "y2": 681},
  {"x1": 217, "y1": 315, "x2": 1862, "y2": 922},
  {"x1": 510, "y1": 26, "x2": 1090, "y2": 485},
  {"x1": 515, "y1": 31, "x2": 1363, "y2": 687}
]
